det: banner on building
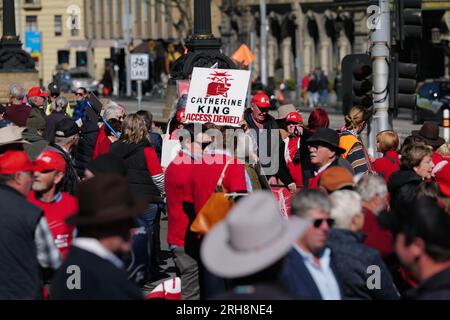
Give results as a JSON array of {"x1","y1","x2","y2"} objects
[
  {"x1": 185, "y1": 67, "x2": 251, "y2": 127},
  {"x1": 25, "y1": 32, "x2": 42, "y2": 58}
]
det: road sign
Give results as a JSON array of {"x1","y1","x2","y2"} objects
[{"x1": 130, "y1": 54, "x2": 149, "y2": 80}]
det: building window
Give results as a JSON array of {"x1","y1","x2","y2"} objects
[
  {"x1": 58, "y1": 50, "x2": 70, "y2": 65},
  {"x1": 55, "y1": 15, "x2": 62, "y2": 36},
  {"x1": 26, "y1": 16, "x2": 38, "y2": 32},
  {"x1": 76, "y1": 51, "x2": 88, "y2": 67},
  {"x1": 25, "y1": 0, "x2": 38, "y2": 4}
]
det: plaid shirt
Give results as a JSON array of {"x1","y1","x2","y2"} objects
[{"x1": 35, "y1": 216, "x2": 62, "y2": 270}]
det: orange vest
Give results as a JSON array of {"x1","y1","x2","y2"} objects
[{"x1": 339, "y1": 133, "x2": 359, "y2": 159}]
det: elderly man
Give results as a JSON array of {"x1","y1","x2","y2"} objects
[
  {"x1": 0, "y1": 151, "x2": 61, "y2": 299},
  {"x1": 327, "y1": 190, "x2": 399, "y2": 300},
  {"x1": 381, "y1": 197, "x2": 450, "y2": 299},
  {"x1": 5, "y1": 84, "x2": 31, "y2": 127},
  {"x1": 306, "y1": 128, "x2": 349, "y2": 189},
  {"x1": 23, "y1": 110, "x2": 49, "y2": 160},
  {"x1": 28, "y1": 150, "x2": 78, "y2": 258},
  {"x1": 242, "y1": 91, "x2": 296, "y2": 193},
  {"x1": 357, "y1": 174, "x2": 393, "y2": 259},
  {"x1": 45, "y1": 96, "x2": 71, "y2": 143},
  {"x1": 51, "y1": 174, "x2": 144, "y2": 300},
  {"x1": 48, "y1": 118, "x2": 80, "y2": 195},
  {"x1": 27, "y1": 87, "x2": 49, "y2": 119},
  {"x1": 280, "y1": 190, "x2": 343, "y2": 300}
]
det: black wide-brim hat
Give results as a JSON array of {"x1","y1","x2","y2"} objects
[
  {"x1": 307, "y1": 128, "x2": 347, "y2": 154},
  {"x1": 412, "y1": 121, "x2": 445, "y2": 149},
  {"x1": 66, "y1": 174, "x2": 147, "y2": 227}
]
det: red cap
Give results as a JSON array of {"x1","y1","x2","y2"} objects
[
  {"x1": 251, "y1": 92, "x2": 271, "y2": 108},
  {"x1": 286, "y1": 112, "x2": 303, "y2": 124},
  {"x1": 28, "y1": 87, "x2": 49, "y2": 98},
  {"x1": 0, "y1": 151, "x2": 36, "y2": 174},
  {"x1": 176, "y1": 109, "x2": 186, "y2": 123},
  {"x1": 435, "y1": 163, "x2": 450, "y2": 197},
  {"x1": 34, "y1": 150, "x2": 66, "y2": 173}
]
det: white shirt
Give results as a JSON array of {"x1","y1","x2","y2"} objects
[
  {"x1": 73, "y1": 237, "x2": 124, "y2": 269},
  {"x1": 315, "y1": 161, "x2": 333, "y2": 176},
  {"x1": 293, "y1": 244, "x2": 342, "y2": 300}
]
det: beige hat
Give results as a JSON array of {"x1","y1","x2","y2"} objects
[
  {"x1": 200, "y1": 191, "x2": 310, "y2": 278},
  {"x1": 0, "y1": 125, "x2": 30, "y2": 146},
  {"x1": 277, "y1": 104, "x2": 298, "y2": 120}
]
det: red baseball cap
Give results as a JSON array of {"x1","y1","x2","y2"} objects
[
  {"x1": 251, "y1": 92, "x2": 271, "y2": 108},
  {"x1": 34, "y1": 150, "x2": 66, "y2": 173},
  {"x1": 435, "y1": 162, "x2": 450, "y2": 197},
  {"x1": 0, "y1": 151, "x2": 37, "y2": 174},
  {"x1": 27, "y1": 87, "x2": 49, "y2": 98},
  {"x1": 286, "y1": 112, "x2": 303, "y2": 124}
]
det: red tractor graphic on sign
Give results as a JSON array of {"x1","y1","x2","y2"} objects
[{"x1": 206, "y1": 71, "x2": 233, "y2": 97}]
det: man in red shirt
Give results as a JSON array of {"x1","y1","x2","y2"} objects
[
  {"x1": 28, "y1": 150, "x2": 78, "y2": 258},
  {"x1": 165, "y1": 123, "x2": 209, "y2": 300}
]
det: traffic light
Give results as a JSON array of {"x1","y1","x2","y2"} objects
[
  {"x1": 395, "y1": 0, "x2": 423, "y2": 48},
  {"x1": 389, "y1": 54, "x2": 418, "y2": 115},
  {"x1": 341, "y1": 53, "x2": 373, "y2": 115}
]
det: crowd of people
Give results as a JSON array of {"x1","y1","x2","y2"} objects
[{"x1": 0, "y1": 83, "x2": 450, "y2": 300}]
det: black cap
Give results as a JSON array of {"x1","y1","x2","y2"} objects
[
  {"x1": 307, "y1": 128, "x2": 346, "y2": 154},
  {"x1": 55, "y1": 118, "x2": 80, "y2": 138},
  {"x1": 86, "y1": 154, "x2": 127, "y2": 177},
  {"x1": 379, "y1": 197, "x2": 450, "y2": 258},
  {"x1": 48, "y1": 82, "x2": 60, "y2": 95}
]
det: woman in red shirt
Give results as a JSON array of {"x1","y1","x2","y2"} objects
[{"x1": 372, "y1": 130, "x2": 400, "y2": 182}]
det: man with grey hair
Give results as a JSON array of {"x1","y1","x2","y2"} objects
[
  {"x1": 280, "y1": 189, "x2": 343, "y2": 299},
  {"x1": 357, "y1": 174, "x2": 394, "y2": 259},
  {"x1": 48, "y1": 118, "x2": 80, "y2": 195},
  {"x1": 327, "y1": 190, "x2": 399, "y2": 300},
  {"x1": 5, "y1": 83, "x2": 31, "y2": 127},
  {"x1": 45, "y1": 96, "x2": 70, "y2": 143},
  {"x1": 102, "y1": 101, "x2": 125, "y2": 121}
]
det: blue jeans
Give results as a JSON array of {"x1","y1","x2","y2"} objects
[{"x1": 127, "y1": 203, "x2": 162, "y2": 285}]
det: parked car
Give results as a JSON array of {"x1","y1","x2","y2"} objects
[
  {"x1": 413, "y1": 79, "x2": 450, "y2": 124},
  {"x1": 68, "y1": 68, "x2": 99, "y2": 95}
]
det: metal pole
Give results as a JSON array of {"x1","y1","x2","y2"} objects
[
  {"x1": 113, "y1": 41, "x2": 119, "y2": 96},
  {"x1": 124, "y1": 0, "x2": 132, "y2": 97},
  {"x1": 18, "y1": 0, "x2": 22, "y2": 41},
  {"x1": 247, "y1": 31, "x2": 255, "y2": 107},
  {"x1": 260, "y1": 0, "x2": 268, "y2": 87},
  {"x1": 444, "y1": 109, "x2": 450, "y2": 143},
  {"x1": 369, "y1": 0, "x2": 391, "y2": 159},
  {"x1": 137, "y1": 80, "x2": 142, "y2": 111}
]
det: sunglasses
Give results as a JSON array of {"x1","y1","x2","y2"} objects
[
  {"x1": 75, "y1": 93, "x2": 84, "y2": 96},
  {"x1": 39, "y1": 169, "x2": 56, "y2": 174},
  {"x1": 312, "y1": 218, "x2": 335, "y2": 228}
]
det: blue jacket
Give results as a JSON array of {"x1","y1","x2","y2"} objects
[{"x1": 280, "y1": 247, "x2": 344, "y2": 300}]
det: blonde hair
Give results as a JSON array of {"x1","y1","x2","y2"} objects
[
  {"x1": 437, "y1": 143, "x2": 450, "y2": 157},
  {"x1": 121, "y1": 114, "x2": 148, "y2": 144},
  {"x1": 345, "y1": 106, "x2": 371, "y2": 131},
  {"x1": 400, "y1": 144, "x2": 433, "y2": 169},
  {"x1": 376, "y1": 130, "x2": 399, "y2": 154}
]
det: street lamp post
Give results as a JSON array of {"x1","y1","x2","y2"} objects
[
  {"x1": 170, "y1": 0, "x2": 236, "y2": 82},
  {"x1": 0, "y1": 0, "x2": 35, "y2": 71}
]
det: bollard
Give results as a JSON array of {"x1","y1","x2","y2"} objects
[{"x1": 444, "y1": 108, "x2": 450, "y2": 143}]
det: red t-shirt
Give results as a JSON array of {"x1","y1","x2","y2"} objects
[
  {"x1": 27, "y1": 191, "x2": 78, "y2": 258},
  {"x1": 188, "y1": 152, "x2": 247, "y2": 214},
  {"x1": 286, "y1": 137, "x2": 303, "y2": 186},
  {"x1": 165, "y1": 151, "x2": 195, "y2": 246},
  {"x1": 362, "y1": 207, "x2": 393, "y2": 259},
  {"x1": 372, "y1": 150, "x2": 400, "y2": 183}
]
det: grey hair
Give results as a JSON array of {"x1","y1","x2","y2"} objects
[
  {"x1": 330, "y1": 190, "x2": 362, "y2": 229},
  {"x1": 357, "y1": 174, "x2": 388, "y2": 202},
  {"x1": 9, "y1": 84, "x2": 25, "y2": 100},
  {"x1": 103, "y1": 101, "x2": 124, "y2": 121},
  {"x1": 291, "y1": 190, "x2": 332, "y2": 218},
  {"x1": 55, "y1": 135, "x2": 77, "y2": 146},
  {"x1": 54, "y1": 96, "x2": 68, "y2": 113}
]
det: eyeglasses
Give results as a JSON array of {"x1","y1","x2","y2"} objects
[
  {"x1": 287, "y1": 122, "x2": 301, "y2": 126},
  {"x1": 312, "y1": 218, "x2": 335, "y2": 228}
]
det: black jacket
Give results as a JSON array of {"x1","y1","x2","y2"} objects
[
  {"x1": 45, "y1": 112, "x2": 69, "y2": 144},
  {"x1": 243, "y1": 108, "x2": 294, "y2": 187},
  {"x1": 0, "y1": 184, "x2": 43, "y2": 299},
  {"x1": 388, "y1": 169, "x2": 422, "y2": 213},
  {"x1": 110, "y1": 140, "x2": 162, "y2": 203},
  {"x1": 404, "y1": 266, "x2": 450, "y2": 300},
  {"x1": 74, "y1": 118, "x2": 99, "y2": 177},
  {"x1": 51, "y1": 246, "x2": 143, "y2": 300},
  {"x1": 327, "y1": 229, "x2": 400, "y2": 300}
]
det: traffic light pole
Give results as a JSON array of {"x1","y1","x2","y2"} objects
[{"x1": 369, "y1": 0, "x2": 392, "y2": 158}]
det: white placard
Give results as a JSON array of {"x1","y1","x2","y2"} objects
[
  {"x1": 130, "y1": 54, "x2": 149, "y2": 80},
  {"x1": 161, "y1": 139, "x2": 181, "y2": 168},
  {"x1": 185, "y1": 67, "x2": 251, "y2": 127}
]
